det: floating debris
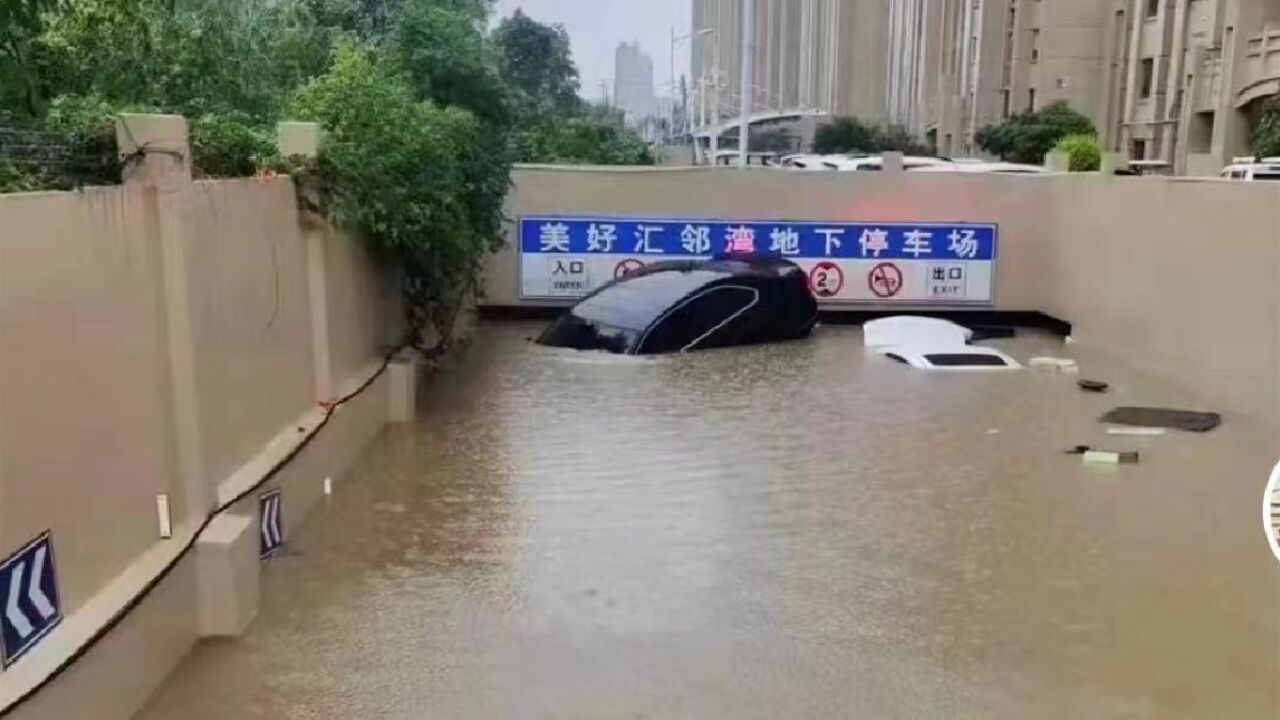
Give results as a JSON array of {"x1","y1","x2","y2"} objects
[
  {"x1": 1030, "y1": 356, "x2": 1079, "y2": 374},
  {"x1": 1107, "y1": 427, "x2": 1166, "y2": 437},
  {"x1": 1100, "y1": 407, "x2": 1221, "y2": 433},
  {"x1": 1083, "y1": 450, "x2": 1140, "y2": 465}
]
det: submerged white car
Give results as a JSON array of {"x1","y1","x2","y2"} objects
[{"x1": 864, "y1": 316, "x2": 1022, "y2": 371}]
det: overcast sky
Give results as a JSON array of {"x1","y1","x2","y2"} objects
[{"x1": 491, "y1": 0, "x2": 691, "y2": 101}]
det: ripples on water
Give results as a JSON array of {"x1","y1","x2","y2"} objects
[{"x1": 138, "y1": 321, "x2": 1280, "y2": 720}]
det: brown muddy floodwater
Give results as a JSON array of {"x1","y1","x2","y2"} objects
[{"x1": 139, "y1": 321, "x2": 1280, "y2": 719}]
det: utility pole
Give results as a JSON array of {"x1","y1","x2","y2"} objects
[
  {"x1": 710, "y1": 30, "x2": 720, "y2": 165},
  {"x1": 680, "y1": 75, "x2": 689, "y2": 136},
  {"x1": 738, "y1": 0, "x2": 754, "y2": 169},
  {"x1": 670, "y1": 26, "x2": 677, "y2": 144}
]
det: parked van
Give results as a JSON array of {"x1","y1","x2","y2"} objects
[{"x1": 1219, "y1": 158, "x2": 1280, "y2": 181}]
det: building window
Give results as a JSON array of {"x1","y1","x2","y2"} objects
[
  {"x1": 1029, "y1": 88, "x2": 1036, "y2": 112},
  {"x1": 1146, "y1": 0, "x2": 1160, "y2": 19},
  {"x1": 1131, "y1": 139, "x2": 1147, "y2": 160},
  {"x1": 1031, "y1": 29, "x2": 1040, "y2": 63},
  {"x1": 1140, "y1": 58, "x2": 1155, "y2": 98}
]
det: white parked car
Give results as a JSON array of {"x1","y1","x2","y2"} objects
[
  {"x1": 821, "y1": 155, "x2": 951, "y2": 171},
  {"x1": 782, "y1": 153, "x2": 853, "y2": 171},
  {"x1": 911, "y1": 161, "x2": 1049, "y2": 175},
  {"x1": 1219, "y1": 158, "x2": 1280, "y2": 181}
]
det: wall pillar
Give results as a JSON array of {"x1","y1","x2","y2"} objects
[{"x1": 116, "y1": 114, "x2": 210, "y2": 523}]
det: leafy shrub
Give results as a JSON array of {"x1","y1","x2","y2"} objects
[
  {"x1": 15, "y1": 95, "x2": 122, "y2": 188},
  {"x1": 1053, "y1": 134, "x2": 1102, "y2": 172},
  {"x1": 1252, "y1": 96, "x2": 1280, "y2": 159},
  {"x1": 0, "y1": 161, "x2": 49, "y2": 193},
  {"x1": 190, "y1": 114, "x2": 277, "y2": 178},
  {"x1": 975, "y1": 101, "x2": 1095, "y2": 164},
  {"x1": 288, "y1": 44, "x2": 506, "y2": 347},
  {"x1": 813, "y1": 116, "x2": 927, "y2": 155},
  {"x1": 515, "y1": 109, "x2": 654, "y2": 165}
]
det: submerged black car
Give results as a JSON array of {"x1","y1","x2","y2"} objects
[{"x1": 537, "y1": 255, "x2": 818, "y2": 355}]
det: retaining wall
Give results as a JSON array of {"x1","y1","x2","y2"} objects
[{"x1": 0, "y1": 117, "x2": 404, "y2": 719}]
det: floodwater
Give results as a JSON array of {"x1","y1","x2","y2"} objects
[{"x1": 139, "y1": 321, "x2": 1280, "y2": 719}]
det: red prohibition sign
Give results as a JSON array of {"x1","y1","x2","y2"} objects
[
  {"x1": 614, "y1": 258, "x2": 645, "y2": 279},
  {"x1": 808, "y1": 261, "x2": 844, "y2": 298},
  {"x1": 868, "y1": 262, "x2": 904, "y2": 298}
]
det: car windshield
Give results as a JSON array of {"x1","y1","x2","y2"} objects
[{"x1": 572, "y1": 269, "x2": 723, "y2": 330}]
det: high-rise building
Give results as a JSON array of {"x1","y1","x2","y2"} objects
[
  {"x1": 1112, "y1": 0, "x2": 1280, "y2": 174},
  {"x1": 690, "y1": 0, "x2": 892, "y2": 154},
  {"x1": 885, "y1": 0, "x2": 1280, "y2": 172},
  {"x1": 887, "y1": 0, "x2": 1119, "y2": 158},
  {"x1": 614, "y1": 41, "x2": 659, "y2": 124}
]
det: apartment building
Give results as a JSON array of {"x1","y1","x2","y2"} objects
[
  {"x1": 690, "y1": 0, "x2": 892, "y2": 129},
  {"x1": 886, "y1": 0, "x2": 1280, "y2": 172},
  {"x1": 1114, "y1": 0, "x2": 1280, "y2": 174},
  {"x1": 887, "y1": 0, "x2": 1117, "y2": 157}
]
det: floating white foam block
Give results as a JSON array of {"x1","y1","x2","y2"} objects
[{"x1": 1106, "y1": 427, "x2": 1167, "y2": 436}]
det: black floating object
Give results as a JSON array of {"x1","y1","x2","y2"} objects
[
  {"x1": 1064, "y1": 445, "x2": 1092, "y2": 455},
  {"x1": 1077, "y1": 379, "x2": 1109, "y2": 393},
  {"x1": 1100, "y1": 407, "x2": 1221, "y2": 433},
  {"x1": 968, "y1": 325, "x2": 1016, "y2": 342}
]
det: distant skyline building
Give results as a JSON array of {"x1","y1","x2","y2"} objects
[{"x1": 614, "y1": 41, "x2": 659, "y2": 123}]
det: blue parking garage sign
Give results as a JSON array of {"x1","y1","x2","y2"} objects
[
  {"x1": 0, "y1": 532, "x2": 62, "y2": 668},
  {"x1": 517, "y1": 215, "x2": 997, "y2": 305}
]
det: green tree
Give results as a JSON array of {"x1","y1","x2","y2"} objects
[
  {"x1": 0, "y1": 0, "x2": 65, "y2": 115},
  {"x1": 813, "y1": 116, "x2": 926, "y2": 155},
  {"x1": 190, "y1": 113, "x2": 278, "y2": 177},
  {"x1": 975, "y1": 101, "x2": 1095, "y2": 164},
  {"x1": 34, "y1": 0, "x2": 334, "y2": 121},
  {"x1": 1251, "y1": 96, "x2": 1280, "y2": 159},
  {"x1": 1053, "y1": 133, "x2": 1102, "y2": 172},
  {"x1": 493, "y1": 9, "x2": 581, "y2": 116},
  {"x1": 289, "y1": 43, "x2": 502, "y2": 348},
  {"x1": 387, "y1": 0, "x2": 511, "y2": 124},
  {"x1": 515, "y1": 104, "x2": 653, "y2": 165},
  {"x1": 813, "y1": 116, "x2": 875, "y2": 154},
  {"x1": 750, "y1": 126, "x2": 795, "y2": 154}
]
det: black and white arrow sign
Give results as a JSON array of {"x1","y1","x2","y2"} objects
[
  {"x1": 0, "y1": 532, "x2": 62, "y2": 668},
  {"x1": 260, "y1": 490, "x2": 284, "y2": 559}
]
